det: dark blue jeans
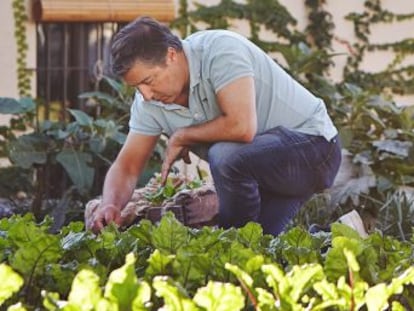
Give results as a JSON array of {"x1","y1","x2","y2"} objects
[{"x1": 207, "y1": 126, "x2": 342, "y2": 236}]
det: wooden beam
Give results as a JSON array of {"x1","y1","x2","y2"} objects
[{"x1": 32, "y1": 0, "x2": 175, "y2": 23}]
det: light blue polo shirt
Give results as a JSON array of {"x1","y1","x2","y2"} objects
[{"x1": 129, "y1": 30, "x2": 337, "y2": 157}]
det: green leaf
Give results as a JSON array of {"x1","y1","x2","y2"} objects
[
  {"x1": 68, "y1": 109, "x2": 93, "y2": 127},
  {"x1": 19, "y1": 97, "x2": 36, "y2": 113},
  {"x1": 61, "y1": 232, "x2": 89, "y2": 251},
  {"x1": 278, "y1": 226, "x2": 322, "y2": 266},
  {"x1": 78, "y1": 91, "x2": 119, "y2": 105},
  {"x1": 193, "y1": 281, "x2": 245, "y2": 311},
  {"x1": 151, "y1": 213, "x2": 189, "y2": 254},
  {"x1": 127, "y1": 220, "x2": 154, "y2": 246},
  {"x1": 146, "y1": 249, "x2": 175, "y2": 277},
  {"x1": 56, "y1": 149, "x2": 94, "y2": 193},
  {"x1": 365, "y1": 283, "x2": 389, "y2": 311},
  {"x1": 366, "y1": 267, "x2": 414, "y2": 311},
  {"x1": 103, "y1": 76, "x2": 124, "y2": 94},
  {"x1": 153, "y1": 276, "x2": 198, "y2": 311},
  {"x1": 237, "y1": 222, "x2": 263, "y2": 250},
  {"x1": 6, "y1": 302, "x2": 28, "y2": 310},
  {"x1": 324, "y1": 237, "x2": 362, "y2": 282},
  {"x1": 225, "y1": 263, "x2": 254, "y2": 288},
  {"x1": 0, "y1": 97, "x2": 34, "y2": 114},
  {"x1": 11, "y1": 235, "x2": 61, "y2": 276},
  {"x1": 331, "y1": 223, "x2": 364, "y2": 241},
  {"x1": 66, "y1": 269, "x2": 104, "y2": 310},
  {"x1": 287, "y1": 264, "x2": 324, "y2": 302},
  {"x1": 255, "y1": 288, "x2": 277, "y2": 310},
  {"x1": 104, "y1": 253, "x2": 150, "y2": 311},
  {"x1": 132, "y1": 281, "x2": 152, "y2": 311},
  {"x1": 7, "y1": 220, "x2": 62, "y2": 277},
  {"x1": 0, "y1": 264, "x2": 24, "y2": 305},
  {"x1": 42, "y1": 291, "x2": 61, "y2": 311},
  {"x1": 9, "y1": 134, "x2": 48, "y2": 169},
  {"x1": 372, "y1": 139, "x2": 413, "y2": 158}
]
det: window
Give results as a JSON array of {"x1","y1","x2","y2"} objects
[
  {"x1": 33, "y1": 0, "x2": 175, "y2": 118},
  {"x1": 36, "y1": 22, "x2": 121, "y2": 117}
]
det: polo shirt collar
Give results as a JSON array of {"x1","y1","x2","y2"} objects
[{"x1": 182, "y1": 40, "x2": 201, "y2": 90}]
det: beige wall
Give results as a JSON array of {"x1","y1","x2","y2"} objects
[
  {"x1": 183, "y1": 0, "x2": 414, "y2": 106},
  {"x1": 1, "y1": 0, "x2": 412, "y2": 102}
]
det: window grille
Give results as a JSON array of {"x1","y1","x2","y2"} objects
[{"x1": 36, "y1": 22, "x2": 121, "y2": 119}]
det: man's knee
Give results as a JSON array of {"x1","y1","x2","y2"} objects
[{"x1": 208, "y1": 142, "x2": 242, "y2": 174}]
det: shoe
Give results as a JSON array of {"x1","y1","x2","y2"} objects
[{"x1": 337, "y1": 209, "x2": 368, "y2": 238}]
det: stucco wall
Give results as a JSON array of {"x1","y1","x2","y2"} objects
[
  {"x1": 1, "y1": 0, "x2": 412, "y2": 101},
  {"x1": 182, "y1": 0, "x2": 414, "y2": 106}
]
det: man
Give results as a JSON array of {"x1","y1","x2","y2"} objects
[{"x1": 90, "y1": 16, "x2": 341, "y2": 235}]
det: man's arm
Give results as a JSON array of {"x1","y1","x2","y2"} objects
[
  {"x1": 91, "y1": 132, "x2": 160, "y2": 233},
  {"x1": 161, "y1": 75, "x2": 257, "y2": 182}
]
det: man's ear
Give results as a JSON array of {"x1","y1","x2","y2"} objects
[{"x1": 166, "y1": 47, "x2": 177, "y2": 63}]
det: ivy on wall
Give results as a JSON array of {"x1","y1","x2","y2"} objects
[
  {"x1": 11, "y1": 0, "x2": 31, "y2": 97},
  {"x1": 344, "y1": 0, "x2": 414, "y2": 96},
  {"x1": 304, "y1": 0, "x2": 334, "y2": 73},
  {"x1": 173, "y1": 0, "x2": 414, "y2": 96},
  {"x1": 172, "y1": 0, "x2": 304, "y2": 49}
]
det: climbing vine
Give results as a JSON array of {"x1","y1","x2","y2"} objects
[
  {"x1": 173, "y1": 0, "x2": 414, "y2": 96},
  {"x1": 304, "y1": 0, "x2": 334, "y2": 73},
  {"x1": 344, "y1": 0, "x2": 414, "y2": 95},
  {"x1": 305, "y1": 0, "x2": 334, "y2": 50},
  {"x1": 11, "y1": 0, "x2": 31, "y2": 97},
  {"x1": 172, "y1": 0, "x2": 304, "y2": 52}
]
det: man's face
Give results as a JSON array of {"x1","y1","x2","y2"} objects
[{"x1": 123, "y1": 47, "x2": 186, "y2": 105}]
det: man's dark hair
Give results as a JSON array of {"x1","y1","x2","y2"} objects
[{"x1": 111, "y1": 16, "x2": 183, "y2": 77}]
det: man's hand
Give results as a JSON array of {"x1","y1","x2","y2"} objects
[
  {"x1": 161, "y1": 130, "x2": 191, "y2": 185},
  {"x1": 90, "y1": 203, "x2": 122, "y2": 233}
]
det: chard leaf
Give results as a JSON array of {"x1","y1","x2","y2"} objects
[
  {"x1": 237, "y1": 222, "x2": 263, "y2": 250},
  {"x1": 255, "y1": 288, "x2": 277, "y2": 310},
  {"x1": 8, "y1": 221, "x2": 61, "y2": 277},
  {"x1": 146, "y1": 249, "x2": 175, "y2": 277},
  {"x1": 366, "y1": 267, "x2": 414, "y2": 311},
  {"x1": 287, "y1": 264, "x2": 324, "y2": 301},
  {"x1": 127, "y1": 220, "x2": 154, "y2": 246},
  {"x1": 194, "y1": 281, "x2": 244, "y2": 311},
  {"x1": 153, "y1": 276, "x2": 198, "y2": 311},
  {"x1": 0, "y1": 264, "x2": 24, "y2": 305},
  {"x1": 66, "y1": 269, "x2": 105, "y2": 310},
  {"x1": 278, "y1": 226, "x2": 321, "y2": 265},
  {"x1": 12, "y1": 236, "x2": 61, "y2": 276},
  {"x1": 151, "y1": 213, "x2": 189, "y2": 254},
  {"x1": 324, "y1": 237, "x2": 362, "y2": 282},
  {"x1": 104, "y1": 253, "x2": 150, "y2": 311}
]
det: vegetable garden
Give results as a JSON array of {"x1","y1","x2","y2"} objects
[{"x1": 1, "y1": 0, "x2": 414, "y2": 310}]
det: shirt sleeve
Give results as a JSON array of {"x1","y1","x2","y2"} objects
[
  {"x1": 128, "y1": 93, "x2": 163, "y2": 136},
  {"x1": 206, "y1": 34, "x2": 255, "y2": 92}
]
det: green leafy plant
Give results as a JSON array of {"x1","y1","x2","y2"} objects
[
  {"x1": 1, "y1": 213, "x2": 414, "y2": 310},
  {"x1": 0, "y1": 87, "x2": 128, "y2": 222},
  {"x1": 143, "y1": 174, "x2": 204, "y2": 205}
]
